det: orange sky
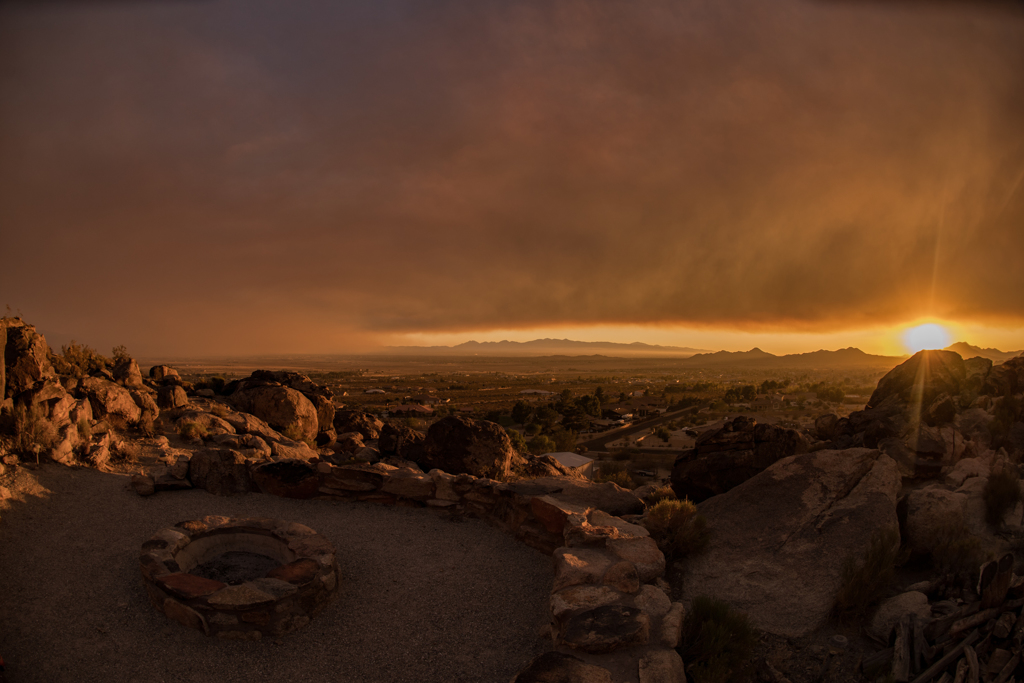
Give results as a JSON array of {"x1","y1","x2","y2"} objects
[{"x1": 1, "y1": 0, "x2": 1022, "y2": 358}]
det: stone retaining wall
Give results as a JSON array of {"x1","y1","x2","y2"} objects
[{"x1": 135, "y1": 459, "x2": 687, "y2": 681}]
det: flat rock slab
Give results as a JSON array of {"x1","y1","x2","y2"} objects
[
  {"x1": 561, "y1": 605, "x2": 650, "y2": 654},
  {"x1": 681, "y1": 448, "x2": 901, "y2": 637}
]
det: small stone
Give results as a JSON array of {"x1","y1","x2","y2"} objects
[
  {"x1": 162, "y1": 598, "x2": 208, "y2": 634},
  {"x1": 512, "y1": 652, "x2": 613, "y2": 683},
  {"x1": 561, "y1": 605, "x2": 650, "y2": 653},
  {"x1": 868, "y1": 592, "x2": 931, "y2": 641},
  {"x1": 606, "y1": 536, "x2": 665, "y2": 583},
  {"x1": 131, "y1": 474, "x2": 156, "y2": 497},
  {"x1": 602, "y1": 560, "x2": 640, "y2": 594},
  {"x1": 550, "y1": 585, "x2": 622, "y2": 621},
  {"x1": 553, "y1": 547, "x2": 615, "y2": 591},
  {"x1": 633, "y1": 584, "x2": 672, "y2": 621},
  {"x1": 156, "y1": 573, "x2": 227, "y2": 599},
  {"x1": 248, "y1": 577, "x2": 299, "y2": 598},
  {"x1": 661, "y1": 602, "x2": 685, "y2": 648},
  {"x1": 638, "y1": 650, "x2": 686, "y2": 683},
  {"x1": 206, "y1": 584, "x2": 275, "y2": 608},
  {"x1": 267, "y1": 558, "x2": 320, "y2": 584}
]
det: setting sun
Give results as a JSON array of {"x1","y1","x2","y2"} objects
[{"x1": 902, "y1": 323, "x2": 952, "y2": 354}]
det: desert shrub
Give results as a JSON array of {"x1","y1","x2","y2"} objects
[
  {"x1": 178, "y1": 421, "x2": 208, "y2": 443},
  {"x1": 832, "y1": 526, "x2": 903, "y2": 622},
  {"x1": 114, "y1": 440, "x2": 141, "y2": 464},
  {"x1": 111, "y1": 345, "x2": 131, "y2": 363},
  {"x1": 985, "y1": 466, "x2": 1022, "y2": 528},
  {"x1": 641, "y1": 485, "x2": 677, "y2": 506},
  {"x1": 209, "y1": 403, "x2": 231, "y2": 418},
  {"x1": 680, "y1": 595, "x2": 758, "y2": 683},
  {"x1": 55, "y1": 341, "x2": 108, "y2": 377},
  {"x1": 931, "y1": 516, "x2": 984, "y2": 577},
  {"x1": 595, "y1": 469, "x2": 635, "y2": 489},
  {"x1": 504, "y1": 427, "x2": 528, "y2": 453},
  {"x1": 76, "y1": 418, "x2": 92, "y2": 442},
  {"x1": 527, "y1": 434, "x2": 556, "y2": 456},
  {"x1": 11, "y1": 402, "x2": 58, "y2": 456},
  {"x1": 643, "y1": 498, "x2": 709, "y2": 560}
]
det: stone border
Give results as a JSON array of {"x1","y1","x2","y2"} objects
[
  {"x1": 139, "y1": 516, "x2": 339, "y2": 640},
  {"x1": 137, "y1": 457, "x2": 687, "y2": 679}
]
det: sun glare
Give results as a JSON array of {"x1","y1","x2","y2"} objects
[{"x1": 902, "y1": 323, "x2": 951, "y2": 354}]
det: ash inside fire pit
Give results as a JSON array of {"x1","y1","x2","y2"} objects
[{"x1": 191, "y1": 551, "x2": 281, "y2": 585}]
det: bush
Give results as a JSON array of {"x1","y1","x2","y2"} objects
[
  {"x1": 931, "y1": 516, "x2": 984, "y2": 577},
  {"x1": 11, "y1": 402, "x2": 58, "y2": 456},
  {"x1": 832, "y1": 526, "x2": 902, "y2": 622},
  {"x1": 680, "y1": 595, "x2": 758, "y2": 683},
  {"x1": 595, "y1": 462, "x2": 634, "y2": 488},
  {"x1": 76, "y1": 418, "x2": 92, "y2": 443},
  {"x1": 55, "y1": 341, "x2": 108, "y2": 377},
  {"x1": 985, "y1": 466, "x2": 1022, "y2": 528},
  {"x1": 178, "y1": 421, "x2": 208, "y2": 443},
  {"x1": 643, "y1": 498, "x2": 709, "y2": 560},
  {"x1": 641, "y1": 485, "x2": 677, "y2": 506},
  {"x1": 134, "y1": 413, "x2": 156, "y2": 438}
]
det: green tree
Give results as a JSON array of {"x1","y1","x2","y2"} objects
[
  {"x1": 528, "y1": 434, "x2": 556, "y2": 455},
  {"x1": 576, "y1": 394, "x2": 601, "y2": 418},
  {"x1": 505, "y1": 427, "x2": 528, "y2": 453},
  {"x1": 535, "y1": 404, "x2": 560, "y2": 428},
  {"x1": 655, "y1": 426, "x2": 671, "y2": 442},
  {"x1": 511, "y1": 400, "x2": 533, "y2": 425},
  {"x1": 550, "y1": 427, "x2": 578, "y2": 453},
  {"x1": 594, "y1": 386, "x2": 605, "y2": 404}
]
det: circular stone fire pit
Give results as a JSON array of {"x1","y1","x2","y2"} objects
[{"x1": 139, "y1": 515, "x2": 339, "y2": 640}]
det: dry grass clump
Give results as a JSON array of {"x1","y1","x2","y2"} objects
[
  {"x1": 178, "y1": 421, "x2": 208, "y2": 443},
  {"x1": 832, "y1": 526, "x2": 903, "y2": 623},
  {"x1": 641, "y1": 485, "x2": 677, "y2": 506},
  {"x1": 594, "y1": 461, "x2": 634, "y2": 488},
  {"x1": 985, "y1": 466, "x2": 1022, "y2": 528},
  {"x1": 643, "y1": 498, "x2": 709, "y2": 560},
  {"x1": 11, "y1": 402, "x2": 58, "y2": 456},
  {"x1": 680, "y1": 595, "x2": 759, "y2": 683},
  {"x1": 931, "y1": 516, "x2": 984, "y2": 577},
  {"x1": 113, "y1": 440, "x2": 142, "y2": 464}
]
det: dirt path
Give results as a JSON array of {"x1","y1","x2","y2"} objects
[{"x1": 0, "y1": 466, "x2": 552, "y2": 683}]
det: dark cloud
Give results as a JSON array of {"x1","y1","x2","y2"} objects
[{"x1": 1, "y1": 0, "x2": 1022, "y2": 354}]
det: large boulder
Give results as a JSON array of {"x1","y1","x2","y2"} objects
[
  {"x1": 188, "y1": 448, "x2": 253, "y2": 496},
  {"x1": 148, "y1": 365, "x2": 181, "y2": 384},
  {"x1": 225, "y1": 370, "x2": 335, "y2": 440},
  {"x1": 3, "y1": 320, "x2": 56, "y2": 399},
  {"x1": 983, "y1": 357, "x2": 1024, "y2": 398},
  {"x1": 230, "y1": 384, "x2": 318, "y2": 444},
  {"x1": 670, "y1": 416, "x2": 807, "y2": 502},
  {"x1": 111, "y1": 357, "x2": 144, "y2": 388},
  {"x1": 378, "y1": 422, "x2": 425, "y2": 458},
  {"x1": 414, "y1": 415, "x2": 517, "y2": 479},
  {"x1": 333, "y1": 410, "x2": 384, "y2": 440},
  {"x1": 868, "y1": 350, "x2": 966, "y2": 411},
  {"x1": 78, "y1": 376, "x2": 142, "y2": 424},
  {"x1": 157, "y1": 384, "x2": 188, "y2": 410},
  {"x1": 680, "y1": 448, "x2": 901, "y2": 637}
]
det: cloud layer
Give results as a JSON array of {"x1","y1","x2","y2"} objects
[{"x1": 1, "y1": 0, "x2": 1022, "y2": 354}]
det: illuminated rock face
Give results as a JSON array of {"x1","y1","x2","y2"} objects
[{"x1": 140, "y1": 516, "x2": 339, "y2": 640}]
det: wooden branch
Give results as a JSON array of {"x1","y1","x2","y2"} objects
[
  {"x1": 964, "y1": 644, "x2": 979, "y2": 683},
  {"x1": 910, "y1": 630, "x2": 980, "y2": 683},
  {"x1": 894, "y1": 614, "x2": 913, "y2": 682},
  {"x1": 994, "y1": 652, "x2": 1020, "y2": 683},
  {"x1": 952, "y1": 658, "x2": 967, "y2": 683},
  {"x1": 950, "y1": 608, "x2": 1000, "y2": 636}
]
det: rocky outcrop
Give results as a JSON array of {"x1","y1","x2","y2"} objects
[
  {"x1": 333, "y1": 410, "x2": 383, "y2": 440},
  {"x1": 149, "y1": 365, "x2": 181, "y2": 384},
  {"x1": 225, "y1": 370, "x2": 335, "y2": 442},
  {"x1": 157, "y1": 384, "x2": 188, "y2": 410},
  {"x1": 2, "y1": 319, "x2": 56, "y2": 398},
  {"x1": 670, "y1": 416, "x2": 807, "y2": 502},
  {"x1": 112, "y1": 357, "x2": 144, "y2": 388},
  {"x1": 900, "y1": 486, "x2": 965, "y2": 555},
  {"x1": 413, "y1": 415, "x2": 517, "y2": 480},
  {"x1": 78, "y1": 376, "x2": 142, "y2": 425},
  {"x1": 868, "y1": 349, "x2": 966, "y2": 410},
  {"x1": 230, "y1": 385, "x2": 318, "y2": 444},
  {"x1": 680, "y1": 448, "x2": 901, "y2": 637},
  {"x1": 983, "y1": 356, "x2": 1024, "y2": 398}
]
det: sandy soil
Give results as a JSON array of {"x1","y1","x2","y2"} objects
[{"x1": 0, "y1": 465, "x2": 552, "y2": 683}]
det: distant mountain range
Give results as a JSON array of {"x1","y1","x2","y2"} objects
[
  {"x1": 945, "y1": 342, "x2": 1022, "y2": 363},
  {"x1": 384, "y1": 339, "x2": 713, "y2": 357},
  {"x1": 676, "y1": 347, "x2": 906, "y2": 368}
]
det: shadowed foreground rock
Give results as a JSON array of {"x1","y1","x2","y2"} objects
[
  {"x1": 413, "y1": 415, "x2": 517, "y2": 479},
  {"x1": 681, "y1": 447, "x2": 901, "y2": 637}
]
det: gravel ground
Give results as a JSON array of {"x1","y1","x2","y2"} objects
[{"x1": 0, "y1": 466, "x2": 552, "y2": 683}]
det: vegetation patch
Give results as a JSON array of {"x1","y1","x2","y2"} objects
[
  {"x1": 679, "y1": 595, "x2": 758, "y2": 683},
  {"x1": 831, "y1": 526, "x2": 902, "y2": 623},
  {"x1": 984, "y1": 465, "x2": 1022, "y2": 528},
  {"x1": 643, "y1": 498, "x2": 709, "y2": 560}
]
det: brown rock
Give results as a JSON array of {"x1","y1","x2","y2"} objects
[
  {"x1": 266, "y1": 558, "x2": 320, "y2": 585},
  {"x1": 79, "y1": 376, "x2": 142, "y2": 424},
  {"x1": 606, "y1": 537, "x2": 665, "y2": 583},
  {"x1": 230, "y1": 385, "x2": 318, "y2": 444},
  {"x1": 206, "y1": 584, "x2": 275, "y2": 608},
  {"x1": 149, "y1": 365, "x2": 181, "y2": 383},
  {"x1": 188, "y1": 448, "x2": 253, "y2": 496},
  {"x1": 162, "y1": 598, "x2": 208, "y2": 634},
  {"x1": 3, "y1": 320, "x2": 56, "y2": 398},
  {"x1": 250, "y1": 459, "x2": 320, "y2": 499},
  {"x1": 332, "y1": 410, "x2": 384, "y2": 440},
  {"x1": 638, "y1": 651, "x2": 686, "y2": 683},
  {"x1": 156, "y1": 573, "x2": 227, "y2": 599},
  {"x1": 560, "y1": 605, "x2": 649, "y2": 653},
  {"x1": 413, "y1": 415, "x2": 517, "y2": 480},
  {"x1": 681, "y1": 448, "x2": 901, "y2": 637},
  {"x1": 868, "y1": 350, "x2": 966, "y2": 410},
  {"x1": 157, "y1": 384, "x2": 188, "y2": 410},
  {"x1": 512, "y1": 652, "x2": 613, "y2": 683},
  {"x1": 381, "y1": 470, "x2": 435, "y2": 500},
  {"x1": 112, "y1": 357, "x2": 144, "y2": 388},
  {"x1": 131, "y1": 473, "x2": 156, "y2": 496}
]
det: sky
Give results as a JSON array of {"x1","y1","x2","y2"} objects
[{"x1": 1, "y1": 0, "x2": 1023, "y2": 358}]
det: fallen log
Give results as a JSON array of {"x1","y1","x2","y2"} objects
[{"x1": 909, "y1": 630, "x2": 979, "y2": 683}]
